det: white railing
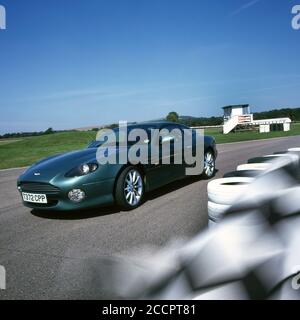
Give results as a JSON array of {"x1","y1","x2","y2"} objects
[
  {"x1": 223, "y1": 114, "x2": 253, "y2": 134},
  {"x1": 238, "y1": 114, "x2": 253, "y2": 123}
]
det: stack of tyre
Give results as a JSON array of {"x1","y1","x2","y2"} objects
[{"x1": 207, "y1": 148, "x2": 300, "y2": 227}]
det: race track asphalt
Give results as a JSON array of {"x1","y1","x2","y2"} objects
[{"x1": 0, "y1": 135, "x2": 300, "y2": 299}]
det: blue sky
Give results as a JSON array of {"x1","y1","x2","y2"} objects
[{"x1": 0, "y1": 0, "x2": 300, "y2": 134}]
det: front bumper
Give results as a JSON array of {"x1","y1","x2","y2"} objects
[{"x1": 17, "y1": 178, "x2": 116, "y2": 211}]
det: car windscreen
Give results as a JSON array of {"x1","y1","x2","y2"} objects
[{"x1": 87, "y1": 126, "x2": 154, "y2": 148}]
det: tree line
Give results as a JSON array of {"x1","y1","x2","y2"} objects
[
  {"x1": 0, "y1": 127, "x2": 56, "y2": 139},
  {"x1": 253, "y1": 108, "x2": 300, "y2": 122},
  {"x1": 166, "y1": 107, "x2": 300, "y2": 126}
]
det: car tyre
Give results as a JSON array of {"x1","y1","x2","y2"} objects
[
  {"x1": 248, "y1": 154, "x2": 290, "y2": 164},
  {"x1": 202, "y1": 150, "x2": 216, "y2": 179},
  {"x1": 236, "y1": 163, "x2": 270, "y2": 171},
  {"x1": 223, "y1": 170, "x2": 262, "y2": 178},
  {"x1": 208, "y1": 201, "x2": 230, "y2": 223},
  {"x1": 207, "y1": 177, "x2": 253, "y2": 205},
  {"x1": 115, "y1": 166, "x2": 144, "y2": 210},
  {"x1": 288, "y1": 148, "x2": 300, "y2": 152}
]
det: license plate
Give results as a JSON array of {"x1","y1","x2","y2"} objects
[{"x1": 22, "y1": 192, "x2": 47, "y2": 204}]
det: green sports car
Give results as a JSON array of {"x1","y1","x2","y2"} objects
[{"x1": 17, "y1": 122, "x2": 217, "y2": 211}]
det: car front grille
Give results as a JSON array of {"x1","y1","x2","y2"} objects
[{"x1": 19, "y1": 182, "x2": 60, "y2": 194}]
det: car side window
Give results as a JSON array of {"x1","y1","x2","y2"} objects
[
  {"x1": 144, "y1": 126, "x2": 156, "y2": 143},
  {"x1": 160, "y1": 125, "x2": 183, "y2": 142}
]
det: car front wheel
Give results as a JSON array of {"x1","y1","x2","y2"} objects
[{"x1": 115, "y1": 166, "x2": 144, "y2": 209}]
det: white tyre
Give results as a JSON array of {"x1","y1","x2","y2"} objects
[
  {"x1": 264, "y1": 154, "x2": 299, "y2": 162},
  {"x1": 288, "y1": 148, "x2": 300, "y2": 152},
  {"x1": 237, "y1": 163, "x2": 270, "y2": 171},
  {"x1": 207, "y1": 177, "x2": 253, "y2": 205},
  {"x1": 208, "y1": 218, "x2": 217, "y2": 229},
  {"x1": 264, "y1": 154, "x2": 289, "y2": 158},
  {"x1": 208, "y1": 201, "x2": 230, "y2": 223}
]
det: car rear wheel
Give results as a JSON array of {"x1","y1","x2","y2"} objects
[
  {"x1": 202, "y1": 150, "x2": 215, "y2": 179},
  {"x1": 115, "y1": 166, "x2": 144, "y2": 210}
]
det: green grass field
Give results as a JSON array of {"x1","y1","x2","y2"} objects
[
  {"x1": 0, "y1": 124, "x2": 300, "y2": 170},
  {"x1": 0, "y1": 131, "x2": 96, "y2": 170}
]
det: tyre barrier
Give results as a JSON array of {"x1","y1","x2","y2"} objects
[
  {"x1": 207, "y1": 177, "x2": 254, "y2": 224},
  {"x1": 208, "y1": 150, "x2": 300, "y2": 225}
]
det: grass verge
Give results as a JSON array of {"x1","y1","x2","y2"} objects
[{"x1": 0, "y1": 131, "x2": 96, "y2": 170}]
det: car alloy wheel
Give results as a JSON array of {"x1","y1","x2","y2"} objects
[
  {"x1": 115, "y1": 166, "x2": 145, "y2": 209},
  {"x1": 203, "y1": 151, "x2": 215, "y2": 178},
  {"x1": 124, "y1": 169, "x2": 143, "y2": 206}
]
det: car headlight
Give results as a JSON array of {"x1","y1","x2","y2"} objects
[{"x1": 65, "y1": 163, "x2": 99, "y2": 177}]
